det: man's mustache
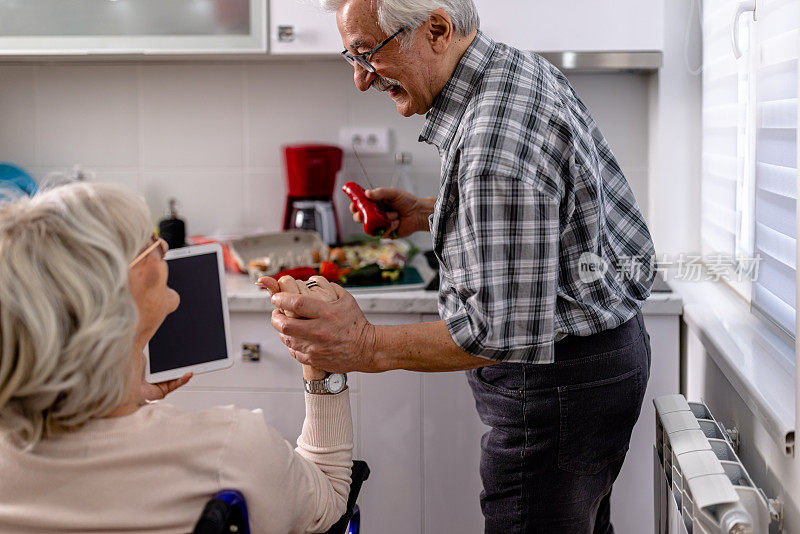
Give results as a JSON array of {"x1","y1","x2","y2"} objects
[{"x1": 372, "y1": 75, "x2": 402, "y2": 92}]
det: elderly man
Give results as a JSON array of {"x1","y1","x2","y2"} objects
[{"x1": 267, "y1": 0, "x2": 656, "y2": 532}]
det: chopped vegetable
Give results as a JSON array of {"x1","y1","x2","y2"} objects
[
  {"x1": 381, "y1": 268, "x2": 402, "y2": 282},
  {"x1": 340, "y1": 263, "x2": 383, "y2": 286}
]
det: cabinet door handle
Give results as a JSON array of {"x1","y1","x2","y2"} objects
[
  {"x1": 278, "y1": 25, "x2": 295, "y2": 43},
  {"x1": 731, "y1": 0, "x2": 756, "y2": 59}
]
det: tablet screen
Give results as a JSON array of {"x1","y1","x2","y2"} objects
[{"x1": 148, "y1": 251, "x2": 228, "y2": 373}]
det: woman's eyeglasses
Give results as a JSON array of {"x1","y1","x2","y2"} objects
[
  {"x1": 129, "y1": 233, "x2": 168, "y2": 268},
  {"x1": 341, "y1": 28, "x2": 405, "y2": 73}
]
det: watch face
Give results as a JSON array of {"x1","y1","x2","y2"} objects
[{"x1": 327, "y1": 373, "x2": 346, "y2": 393}]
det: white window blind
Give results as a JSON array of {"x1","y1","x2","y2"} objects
[
  {"x1": 701, "y1": 0, "x2": 799, "y2": 338},
  {"x1": 701, "y1": 0, "x2": 752, "y2": 264},
  {"x1": 751, "y1": 0, "x2": 798, "y2": 336}
]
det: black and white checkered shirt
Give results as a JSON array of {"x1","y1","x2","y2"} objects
[{"x1": 420, "y1": 31, "x2": 656, "y2": 364}]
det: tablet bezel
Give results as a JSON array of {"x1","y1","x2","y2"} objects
[{"x1": 144, "y1": 243, "x2": 234, "y2": 384}]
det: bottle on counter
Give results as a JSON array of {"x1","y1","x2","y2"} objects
[
  {"x1": 390, "y1": 152, "x2": 415, "y2": 195},
  {"x1": 158, "y1": 198, "x2": 186, "y2": 250}
]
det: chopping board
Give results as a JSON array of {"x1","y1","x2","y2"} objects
[{"x1": 344, "y1": 267, "x2": 426, "y2": 294}]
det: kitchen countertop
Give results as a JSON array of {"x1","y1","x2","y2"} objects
[{"x1": 226, "y1": 273, "x2": 683, "y2": 316}]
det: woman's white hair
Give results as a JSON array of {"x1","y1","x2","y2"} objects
[
  {"x1": 320, "y1": 0, "x2": 479, "y2": 48},
  {"x1": 0, "y1": 182, "x2": 152, "y2": 448}
]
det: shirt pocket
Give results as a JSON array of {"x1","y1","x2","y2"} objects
[{"x1": 557, "y1": 366, "x2": 644, "y2": 475}]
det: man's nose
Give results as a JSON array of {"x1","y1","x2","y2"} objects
[{"x1": 353, "y1": 64, "x2": 377, "y2": 92}]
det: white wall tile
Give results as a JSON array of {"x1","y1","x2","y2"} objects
[
  {"x1": 0, "y1": 61, "x2": 651, "y2": 248},
  {"x1": 0, "y1": 66, "x2": 36, "y2": 169},
  {"x1": 26, "y1": 166, "x2": 139, "y2": 195},
  {"x1": 35, "y1": 65, "x2": 139, "y2": 167},
  {"x1": 344, "y1": 83, "x2": 442, "y2": 169},
  {"x1": 140, "y1": 64, "x2": 244, "y2": 168},
  {"x1": 88, "y1": 169, "x2": 141, "y2": 194},
  {"x1": 244, "y1": 170, "x2": 288, "y2": 233},
  {"x1": 141, "y1": 170, "x2": 245, "y2": 236},
  {"x1": 245, "y1": 61, "x2": 351, "y2": 169}
]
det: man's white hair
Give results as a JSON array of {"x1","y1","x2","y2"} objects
[
  {"x1": 321, "y1": 0, "x2": 479, "y2": 47},
  {"x1": 0, "y1": 182, "x2": 151, "y2": 448}
]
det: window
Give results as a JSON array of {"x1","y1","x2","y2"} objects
[{"x1": 701, "y1": 0, "x2": 799, "y2": 338}]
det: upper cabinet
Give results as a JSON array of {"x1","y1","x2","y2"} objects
[
  {"x1": 269, "y1": 0, "x2": 341, "y2": 54},
  {"x1": 0, "y1": 0, "x2": 267, "y2": 55},
  {"x1": 474, "y1": 0, "x2": 664, "y2": 52},
  {"x1": 0, "y1": 0, "x2": 662, "y2": 57}
]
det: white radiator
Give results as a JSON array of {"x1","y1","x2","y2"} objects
[{"x1": 653, "y1": 394, "x2": 780, "y2": 534}]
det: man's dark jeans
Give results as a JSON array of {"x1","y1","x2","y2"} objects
[{"x1": 467, "y1": 311, "x2": 651, "y2": 533}]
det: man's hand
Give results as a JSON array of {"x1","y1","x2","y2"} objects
[
  {"x1": 141, "y1": 372, "x2": 192, "y2": 402},
  {"x1": 350, "y1": 187, "x2": 436, "y2": 238},
  {"x1": 258, "y1": 275, "x2": 359, "y2": 376},
  {"x1": 267, "y1": 280, "x2": 380, "y2": 373}
]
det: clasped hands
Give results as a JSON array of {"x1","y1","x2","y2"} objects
[{"x1": 257, "y1": 274, "x2": 381, "y2": 374}]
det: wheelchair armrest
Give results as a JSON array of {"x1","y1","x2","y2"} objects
[{"x1": 321, "y1": 460, "x2": 370, "y2": 534}]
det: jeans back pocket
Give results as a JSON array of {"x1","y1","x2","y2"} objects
[{"x1": 557, "y1": 366, "x2": 644, "y2": 475}]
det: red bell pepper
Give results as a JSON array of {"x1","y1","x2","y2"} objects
[
  {"x1": 342, "y1": 181, "x2": 393, "y2": 238},
  {"x1": 319, "y1": 260, "x2": 340, "y2": 283},
  {"x1": 273, "y1": 266, "x2": 318, "y2": 281}
]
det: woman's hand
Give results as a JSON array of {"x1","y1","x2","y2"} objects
[
  {"x1": 258, "y1": 275, "x2": 339, "y2": 379},
  {"x1": 141, "y1": 372, "x2": 192, "y2": 402},
  {"x1": 349, "y1": 187, "x2": 436, "y2": 238}
]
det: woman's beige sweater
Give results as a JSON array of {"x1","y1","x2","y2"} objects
[{"x1": 0, "y1": 392, "x2": 352, "y2": 533}]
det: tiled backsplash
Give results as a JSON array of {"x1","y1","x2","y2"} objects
[{"x1": 0, "y1": 61, "x2": 649, "y2": 245}]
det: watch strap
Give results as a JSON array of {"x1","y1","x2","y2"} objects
[{"x1": 304, "y1": 377, "x2": 333, "y2": 395}]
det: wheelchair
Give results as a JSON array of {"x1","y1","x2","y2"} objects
[{"x1": 193, "y1": 460, "x2": 370, "y2": 534}]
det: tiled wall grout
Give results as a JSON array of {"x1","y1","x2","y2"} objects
[
  {"x1": 136, "y1": 63, "x2": 144, "y2": 193},
  {"x1": 32, "y1": 65, "x2": 40, "y2": 169},
  {"x1": 242, "y1": 64, "x2": 251, "y2": 222}
]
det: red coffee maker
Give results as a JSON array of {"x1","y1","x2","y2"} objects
[{"x1": 282, "y1": 144, "x2": 343, "y2": 245}]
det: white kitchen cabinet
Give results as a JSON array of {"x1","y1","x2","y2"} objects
[
  {"x1": 474, "y1": 0, "x2": 664, "y2": 52},
  {"x1": 359, "y1": 369, "x2": 424, "y2": 533},
  {"x1": 167, "y1": 289, "x2": 679, "y2": 533},
  {"x1": 422, "y1": 377, "x2": 486, "y2": 531},
  {"x1": 610, "y1": 314, "x2": 680, "y2": 534},
  {"x1": 0, "y1": 0, "x2": 267, "y2": 55},
  {"x1": 268, "y1": 0, "x2": 342, "y2": 54},
  {"x1": 356, "y1": 313, "x2": 424, "y2": 534}
]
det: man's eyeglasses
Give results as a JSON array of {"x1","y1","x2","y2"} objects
[
  {"x1": 341, "y1": 28, "x2": 405, "y2": 73},
  {"x1": 129, "y1": 233, "x2": 168, "y2": 268}
]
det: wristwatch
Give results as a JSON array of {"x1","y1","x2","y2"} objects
[{"x1": 304, "y1": 373, "x2": 347, "y2": 395}]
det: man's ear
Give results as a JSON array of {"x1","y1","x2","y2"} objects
[{"x1": 426, "y1": 9, "x2": 453, "y2": 53}]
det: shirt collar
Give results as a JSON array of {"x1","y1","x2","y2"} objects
[{"x1": 419, "y1": 30, "x2": 496, "y2": 151}]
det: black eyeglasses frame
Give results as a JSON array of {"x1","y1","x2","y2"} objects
[{"x1": 341, "y1": 28, "x2": 406, "y2": 73}]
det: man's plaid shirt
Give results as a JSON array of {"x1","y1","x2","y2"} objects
[{"x1": 419, "y1": 31, "x2": 656, "y2": 364}]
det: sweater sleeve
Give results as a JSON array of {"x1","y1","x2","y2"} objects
[
  {"x1": 294, "y1": 392, "x2": 353, "y2": 532},
  {"x1": 219, "y1": 391, "x2": 352, "y2": 534}
]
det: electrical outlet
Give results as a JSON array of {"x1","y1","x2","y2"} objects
[{"x1": 339, "y1": 127, "x2": 392, "y2": 155}]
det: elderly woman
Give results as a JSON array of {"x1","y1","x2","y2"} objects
[{"x1": 0, "y1": 182, "x2": 351, "y2": 533}]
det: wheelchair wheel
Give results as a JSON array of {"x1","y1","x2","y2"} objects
[{"x1": 346, "y1": 504, "x2": 361, "y2": 534}]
